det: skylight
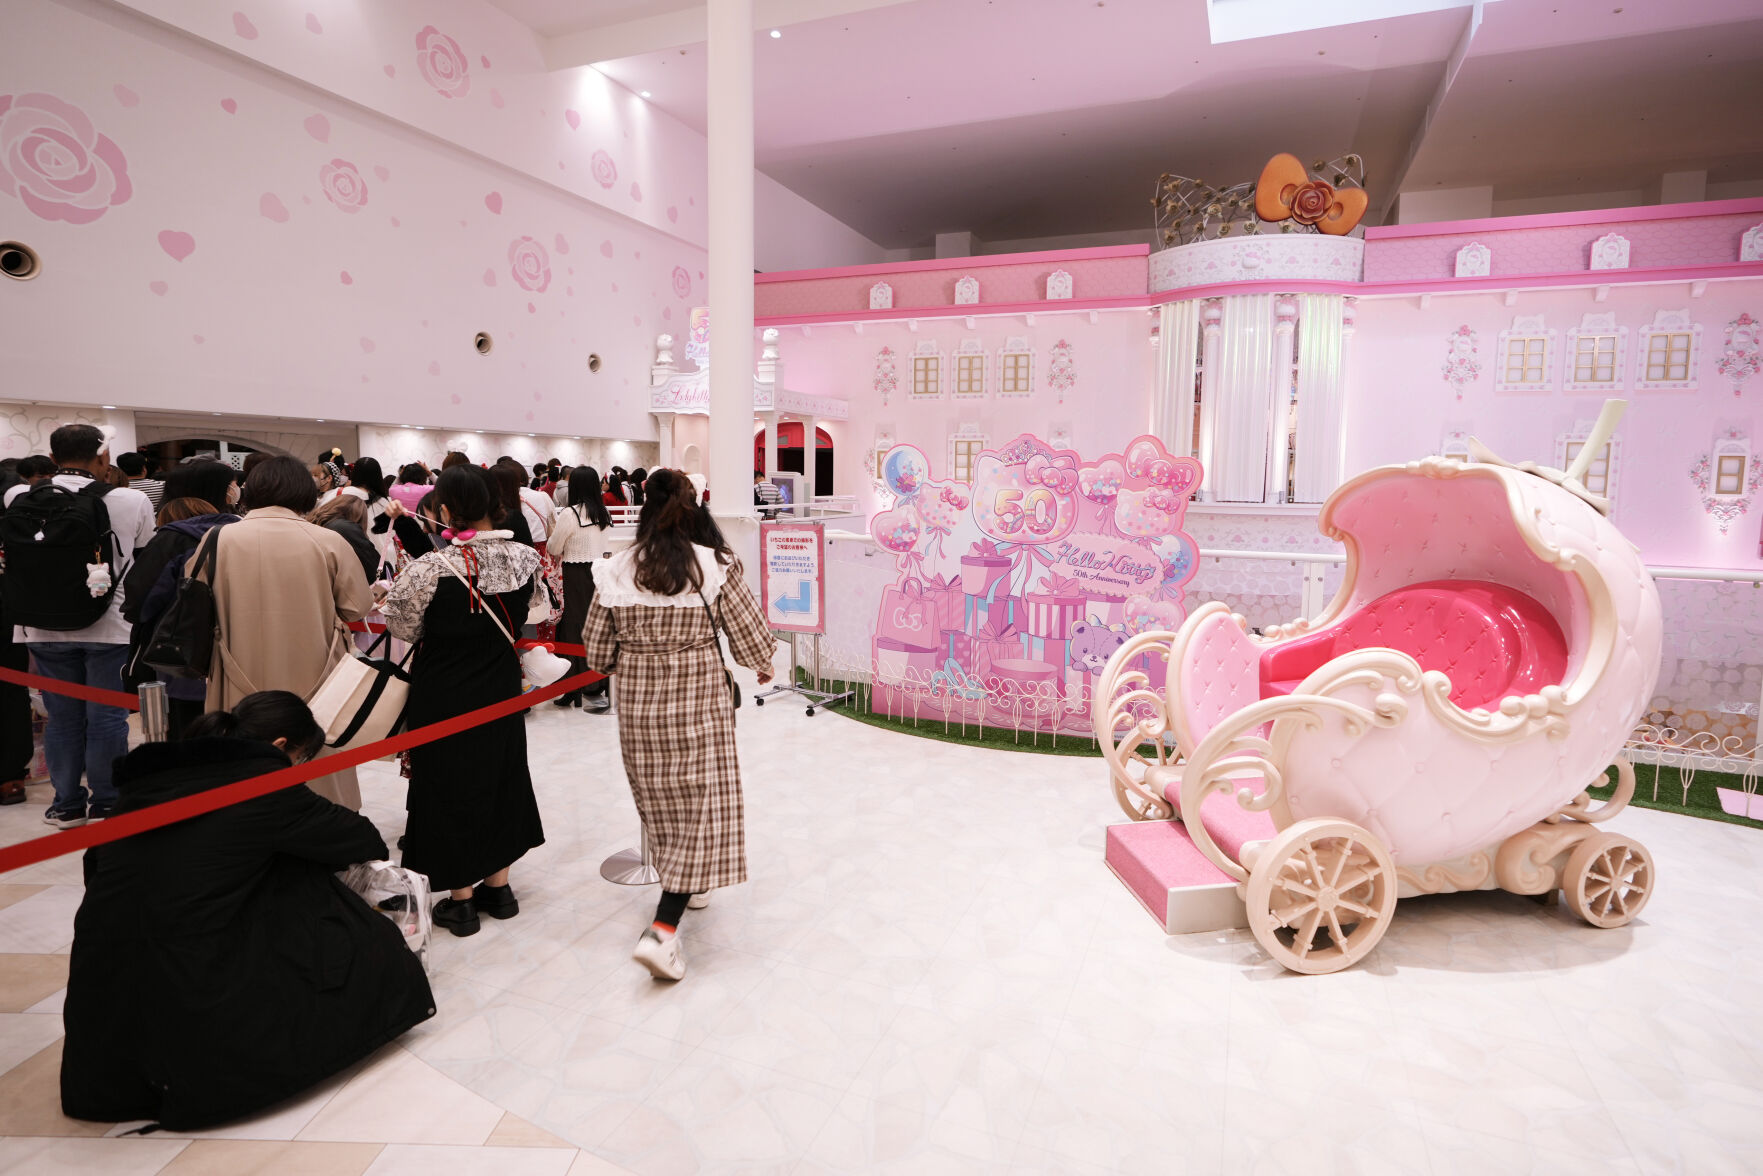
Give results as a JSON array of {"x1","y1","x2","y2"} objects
[{"x1": 1206, "y1": 0, "x2": 1497, "y2": 44}]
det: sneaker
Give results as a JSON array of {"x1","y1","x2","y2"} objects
[
  {"x1": 687, "y1": 892, "x2": 710, "y2": 910},
  {"x1": 583, "y1": 696, "x2": 611, "y2": 713},
  {"x1": 475, "y1": 883, "x2": 519, "y2": 920},
  {"x1": 43, "y1": 802, "x2": 87, "y2": 829},
  {"x1": 432, "y1": 896, "x2": 481, "y2": 937},
  {"x1": 87, "y1": 803, "x2": 114, "y2": 822},
  {"x1": 632, "y1": 928, "x2": 685, "y2": 980}
]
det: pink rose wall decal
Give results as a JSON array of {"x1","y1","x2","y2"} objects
[
  {"x1": 508, "y1": 236, "x2": 550, "y2": 293},
  {"x1": 305, "y1": 13, "x2": 322, "y2": 34},
  {"x1": 232, "y1": 12, "x2": 257, "y2": 40},
  {"x1": 483, "y1": 191, "x2": 502, "y2": 214},
  {"x1": 112, "y1": 85, "x2": 139, "y2": 108},
  {"x1": 428, "y1": 361, "x2": 441, "y2": 376},
  {"x1": 489, "y1": 89, "x2": 504, "y2": 109},
  {"x1": 564, "y1": 109, "x2": 580, "y2": 131},
  {"x1": 590, "y1": 150, "x2": 616, "y2": 189},
  {"x1": 338, "y1": 270, "x2": 352, "y2": 285},
  {"x1": 553, "y1": 233, "x2": 569, "y2": 254},
  {"x1": 667, "y1": 205, "x2": 678, "y2": 223},
  {"x1": 0, "y1": 93, "x2": 134, "y2": 224},
  {"x1": 220, "y1": 98, "x2": 237, "y2": 113},
  {"x1": 480, "y1": 56, "x2": 491, "y2": 69},
  {"x1": 359, "y1": 337, "x2": 375, "y2": 353},
  {"x1": 382, "y1": 65, "x2": 395, "y2": 78},
  {"x1": 415, "y1": 26, "x2": 470, "y2": 99},
  {"x1": 303, "y1": 114, "x2": 330, "y2": 142},
  {"x1": 599, "y1": 239, "x2": 613, "y2": 258},
  {"x1": 671, "y1": 266, "x2": 690, "y2": 299},
  {"x1": 258, "y1": 192, "x2": 289, "y2": 222},
  {"x1": 157, "y1": 230, "x2": 195, "y2": 261},
  {"x1": 318, "y1": 159, "x2": 367, "y2": 212},
  {"x1": 482, "y1": 267, "x2": 496, "y2": 286}
]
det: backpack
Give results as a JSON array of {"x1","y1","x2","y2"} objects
[
  {"x1": 0, "y1": 478, "x2": 118, "y2": 630},
  {"x1": 141, "y1": 528, "x2": 220, "y2": 679}
]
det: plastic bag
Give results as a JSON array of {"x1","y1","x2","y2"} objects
[{"x1": 338, "y1": 860, "x2": 432, "y2": 972}]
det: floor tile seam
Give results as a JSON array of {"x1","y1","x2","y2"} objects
[{"x1": 692, "y1": 991, "x2": 912, "y2": 1102}]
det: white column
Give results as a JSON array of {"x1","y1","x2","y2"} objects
[
  {"x1": 1194, "y1": 299, "x2": 1224, "y2": 499},
  {"x1": 1152, "y1": 300, "x2": 1200, "y2": 459},
  {"x1": 1269, "y1": 295, "x2": 1299, "y2": 503},
  {"x1": 762, "y1": 411, "x2": 778, "y2": 474},
  {"x1": 654, "y1": 414, "x2": 674, "y2": 469},
  {"x1": 708, "y1": 0, "x2": 755, "y2": 528},
  {"x1": 1292, "y1": 293, "x2": 1347, "y2": 503},
  {"x1": 802, "y1": 414, "x2": 817, "y2": 502}
]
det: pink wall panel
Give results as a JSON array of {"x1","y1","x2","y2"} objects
[
  {"x1": 755, "y1": 256, "x2": 1149, "y2": 319},
  {"x1": 1364, "y1": 210, "x2": 1763, "y2": 282},
  {"x1": 1345, "y1": 282, "x2": 1763, "y2": 572},
  {"x1": 767, "y1": 310, "x2": 1157, "y2": 514},
  {"x1": 1, "y1": 0, "x2": 703, "y2": 441}
]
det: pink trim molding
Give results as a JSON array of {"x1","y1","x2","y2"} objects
[
  {"x1": 757, "y1": 293, "x2": 1152, "y2": 329},
  {"x1": 754, "y1": 243, "x2": 1149, "y2": 285},
  {"x1": 1366, "y1": 196, "x2": 1763, "y2": 241}
]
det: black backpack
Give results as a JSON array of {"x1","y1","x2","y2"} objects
[{"x1": 0, "y1": 478, "x2": 118, "y2": 630}]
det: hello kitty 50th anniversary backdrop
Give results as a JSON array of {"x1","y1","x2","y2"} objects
[{"x1": 868, "y1": 433, "x2": 1200, "y2": 734}]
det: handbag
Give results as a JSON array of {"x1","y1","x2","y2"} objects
[
  {"x1": 141, "y1": 529, "x2": 221, "y2": 679},
  {"x1": 439, "y1": 552, "x2": 570, "y2": 687},
  {"x1": 698, "y1": 590, "x2": 742, "y2": 711},
  {"x1": 308, "y1": 629, "x2": 414, "y2": 751}
]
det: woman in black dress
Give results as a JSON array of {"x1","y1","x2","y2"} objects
[
  {"x1": 382, "y1": 466, "x2": 546, "y2": 937},
  {"x1": 547, "y1": 465, "x2": 613, "y2": 710}
]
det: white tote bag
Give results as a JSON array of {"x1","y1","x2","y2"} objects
[{"x1": 308, "y1": 630, "x2": 413, "y2": 751}]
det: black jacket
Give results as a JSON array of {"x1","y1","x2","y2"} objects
[
  {"x1": 324, "y1": 519, "x2": 381, "y2": 586},
  {"x1": 61, "y1": 738, "x2": 434, "y2": 1129}
]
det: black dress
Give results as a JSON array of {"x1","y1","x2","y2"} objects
[
  {"x1": 61, "y1": 738, "x2": 434, "y2": 1129},
  {"x1": 397, "y1": 571, "x2": 545, "y2": 891}
]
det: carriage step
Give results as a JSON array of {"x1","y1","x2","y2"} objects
[{"x1": 1105, "y1": 820, "x2": 1248, "y2": 935}]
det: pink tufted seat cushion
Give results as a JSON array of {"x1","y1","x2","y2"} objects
[{"x1": 1259, "y1": 580, "x2": 1568, "y2": 712}]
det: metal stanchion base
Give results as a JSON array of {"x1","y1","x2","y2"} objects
[{"x1": 600, "y1": 847, "x2": 659, "y2": 886}]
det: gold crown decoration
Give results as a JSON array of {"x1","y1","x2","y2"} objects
[{"x1": 1154, "y1": 153, "x2": 1367, "y2": 248}]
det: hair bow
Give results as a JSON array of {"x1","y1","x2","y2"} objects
[
  {"x1": 441, "y1": 528, "x2": 477, "y2": 541},
  {"x1": 1025, "y1": 453, "x2": 1079, "y2": 495}
]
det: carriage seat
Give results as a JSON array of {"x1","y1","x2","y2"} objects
[{"x1": 1259, "y1": 580, "x2": 1567, "y2": 713}]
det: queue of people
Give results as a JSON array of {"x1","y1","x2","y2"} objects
[{"x1": 0, "y1": 430, "x2": 770, "y2": 1128}]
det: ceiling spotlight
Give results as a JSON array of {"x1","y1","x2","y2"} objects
[
  {"x1": 769, "y1": 28, "x2": 781, "y2": 38},
  {"x1": 102, "y1": 404, "x2": 117, "y2": 409},
  {"x1": 640, "y1": 90, "x2": 652, "y2": 98}
]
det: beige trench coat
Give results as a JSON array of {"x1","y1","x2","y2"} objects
[{"x1": 196, "y1": 507, "x2": 375, "y2": 808}]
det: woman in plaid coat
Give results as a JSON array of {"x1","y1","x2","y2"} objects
[{"x1": 580, "y1": 469, "x2": 776, "y2": 980}]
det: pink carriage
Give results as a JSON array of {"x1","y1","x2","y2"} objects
[{"x1": 1095, "y1": 404, "x2": 1662, "y2": 973}]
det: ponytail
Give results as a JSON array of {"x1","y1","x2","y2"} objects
[
  {"x1": 184, "y1": 691, "x2": 325, "y2": 761},
  {"x1": 631, "y1": 469, "x2": 707, "y2": 596}
]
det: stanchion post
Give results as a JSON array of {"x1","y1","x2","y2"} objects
[
  {"x1": 138, "y1": 682, "x2": 167, "y2": 743},
  {"x1": 600, "y1": 823, "x2": 660, "y2": 886}
]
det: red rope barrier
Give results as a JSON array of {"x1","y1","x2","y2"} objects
[
  {"x1": 0, "y1": 668, "x2": 141, "y2": 711},
  {"x1": 0, "y1": 667, "x2": 605, "y2": 875}
]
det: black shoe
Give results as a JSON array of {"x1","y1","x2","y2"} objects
[
  {"x1": 433, "y1": 896, "x2": 481, "y2": 937},
  {"x1": 475, "y1": 883, "x2": 519, "y2": 920},
  {"x1": 552, "y1": 692, "x2": 579, "y2": 708},
  {"x1": 87, "y1": 802, "x2": 114, "y2": 822},
  {"x1": 0, "y1": 780, "x2": 26, "y2": 806}
]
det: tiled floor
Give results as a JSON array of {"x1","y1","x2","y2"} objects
[{"x1": 3, "y1": 663, "x2": 1763, "y2": 1174}]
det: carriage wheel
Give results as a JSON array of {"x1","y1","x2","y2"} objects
[
  {"x1": 1245, "y1": 818, "x2": 1398, "y2": 975},
  {"x1": 1563, "y1": 834, "x2": 1653, "y2": 929}
]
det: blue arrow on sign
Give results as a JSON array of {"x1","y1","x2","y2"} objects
[{"x1": 773, "y1": 580, "x2": 813, "y2": 615}]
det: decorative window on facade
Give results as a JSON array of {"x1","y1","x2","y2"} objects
[
  {"x1": 953, "y1": 339, "x2": 987, "y2": 398},
  {"x1": 910, "y1": 340, "x2": 943, "y2": 400},
  {"x1": 998, "y1": 337, "x2": 1034, "y2": 397},
  {"x1": 1634, "y1": 309, "x2": 1702, "y2": 391},
  {"x1": 949, "y1": 426, "x2": 987, "y2": 484},
  {"x1": 1555, "y1": 425, "x2": 1621, "y2": 504},
  {"x1": 1440, "y1": 429, "x2": 1472, "y2": 462},
  {"x1": 1715, "y1": 452, "x2": 1748, "y2": 496},
  {"x1": 1494, "y1": 314, "x2": 1555, "y2": 393},
  {"x1": 1564, "y1": 312, "x2": 1627, "y2": 393}
]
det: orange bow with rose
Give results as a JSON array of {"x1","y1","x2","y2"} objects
[{"x1": 1253, "y1": 153, "x2": 1368, "y2": 237}]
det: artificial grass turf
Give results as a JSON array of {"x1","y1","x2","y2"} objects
[{"x1": 802, "y1": 671, "x2": 1763, "y2": 827}]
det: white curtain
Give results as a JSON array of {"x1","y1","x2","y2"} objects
[
  {"x1": 1293, "y1": 293, "x2": 1346, "y2": 503},
  {"x1": 1210, "y1": 293, "x2": 1277, "y2": 503},
  {"x1": 1152, "y1": 300, "x2": 1200, "y2": 459}
]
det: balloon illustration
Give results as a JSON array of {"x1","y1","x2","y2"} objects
[
  {"x1": 872, "y1": 503, "x2": 923, "y2": 553},
  {"x1": 882, "y1": 446, "x2": 930, "y2": 499}
]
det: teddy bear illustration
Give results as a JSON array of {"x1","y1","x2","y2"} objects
[{"x1": 1069, "y1": 616, "x2": 1128, "y2": 673}]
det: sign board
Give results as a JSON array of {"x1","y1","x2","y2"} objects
[{"x1": 760, "y1": 522, "x2": 826, "y2": 634}]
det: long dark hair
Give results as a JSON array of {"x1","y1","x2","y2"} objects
[
  {"x1": 569, "y1": 466, "x2": 612, "y2": 529},
  {"x1": 162, "y1": 459, "x2": 237, "y2": 514},
  {"x1": 632, "y1": 468, "x2": 709, "y2": 596},
  {"x1": 437, "y1": 464, "x2": 494, "y2": 525},
  {"x1": 687, "y1": 503, "x2": 733, "y2": 567},
  {"x1": 489, "y1": 464, "x2": 523, "y2": 522},
  {"x1": 349, "y1": 457, "x2": 386, "y2": 504},
  {"x1": 604, "y1": 471, "x2": 627, "y2": 504},
  {"x1": 184, "y1": 690, "x2": 325, "y2": 762},
  {"x1": 627, "y1": 467, "x2": 647, "y2": 506}
]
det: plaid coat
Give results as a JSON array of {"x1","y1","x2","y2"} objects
[{"x1": 580, "y1": 553, "x2": 776, "y2": 894}]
